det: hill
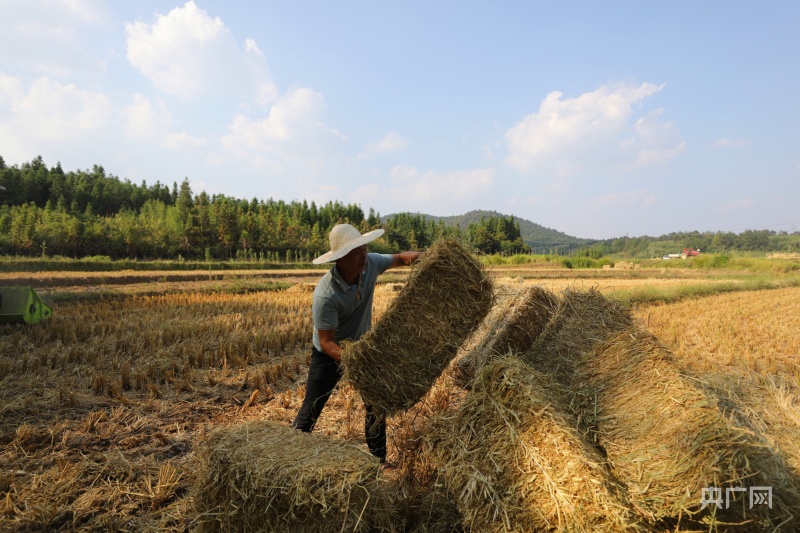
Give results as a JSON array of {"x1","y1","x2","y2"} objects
[{"x1": 383, "y1": 210, "x2": 589, "y2": 252}]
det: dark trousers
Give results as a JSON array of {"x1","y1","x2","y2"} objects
[{"x1": 291, "y1": 347, "x2": 387, "y2": 462}]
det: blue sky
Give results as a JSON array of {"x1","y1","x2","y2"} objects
[{"x1": 1, "y1": 1, "x2": 798, "y2": 239}]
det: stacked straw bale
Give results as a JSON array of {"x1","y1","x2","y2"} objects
[
  {"x1": 523, "y1": 287, "x2": 632, "y2": 383},
  {"x1": 425, "y1": 356, "x2": 643, "y2": 532},
  {"x1": 574, "y1": 328, "x2": 789, "y2": 528},
  {"x1": 398, "y1": 480, "x2": 463, "y2": 533},
  {"x1": 344, "y1": 239, "x2": 493, "y2": 417},
  {"x1": 709, "y1": 383, "x2": 800, "y2": 530},
  {"x1": 390, "y1": 373, "x2": 466, "y2": 533},
  {"x1": 452, "y1": 285, "x2": 557, "y2": 388},
  {"x1": 193, "y1": 420, "x2": 399, "y2": 532}
]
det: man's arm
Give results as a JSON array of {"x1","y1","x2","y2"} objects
[
  {"x1": 317, "y1": 328, "x2": 342, "y2": 362},
  {"x1": 390, "y1": 251, "x2": 423, "y2": 269}
]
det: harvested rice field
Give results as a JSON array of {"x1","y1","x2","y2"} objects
[{"x1": 1, "y1": 264, "x2": 799, "y2": 531}]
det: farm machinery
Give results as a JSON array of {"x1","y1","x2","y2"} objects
[
  {"x1": 0, "y1": 286, "x2": 53, "y2": 325},
  {"x1": 681, "y1": 247, "x2": 701, "y2": 259}
]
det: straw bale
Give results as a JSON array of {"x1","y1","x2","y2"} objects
[
  {"x1": 287, "y1": 282, "x2": 317, "y2": 293},
  {"x1": 574, "y1": 328, "x2": 789, "y2": 528},
  {"x1": 390, "y1": 373, "x2": 466, "y2": 533},
  {"x1": 402, "y1": 484, "x2": 463, "y2": 533},
  {"x1": 426, "y1": 356, "x2": 643, "y2": 532},
  {"x1": 708, "y1": 380, "x2": 800, "y2": 530},
  {"x1": 344, "y1": 239, "x2": 493, "y2": 417},
  {"x1": 193, "y1": 420, "x2": 399, "y2": 532},
  {"x1": 523, "y1": 287, "x2": 631, "y2": 383},
  {"x1": 452, "y1": 286, "x2": 557, "y2": 388}
]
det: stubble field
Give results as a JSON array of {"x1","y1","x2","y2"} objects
[{"x1": 1, "y1": 264, "x2": 799, "y2": 531}]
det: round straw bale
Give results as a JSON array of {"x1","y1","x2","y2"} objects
[
  {"x1": 343, "y1": 239, "x2": 493, "y2": 417},
  {"x1": 192, "y1": 420, "x2": 399, "y2": 532},
  {"x1": 574, "y1": 328, "x2": 784, "y2": 528},
  {"x1": 426, "y1": 356, "x2": 643, "y2": 532},
  {"x1": 451, "y1": 285, "x2": 557, "y2": 388},
  {"x1": 523, "y1": 287, "x2": 632, "y2": 383}
]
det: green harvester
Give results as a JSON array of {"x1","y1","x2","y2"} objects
[{"x1": 0, "y1": 286, "x2": 53, "y2": 325}]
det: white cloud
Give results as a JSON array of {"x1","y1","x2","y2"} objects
[
  {"x1": 624, "y1": 109, "x2": 686, "y2": 168},
  {"x1": 351, "y1": 166, "x2": 494, "y2": 212},
  {"x1": 0, "y1": 72, "x2": 25, "y2": 106},
  {"x1": 254, "y1": 81, "x2": 280, "y2": 107},
  {"x1": 524, "y1": 196, "x2": 543, "y2": 206},
  {"x1": 0, "y1": 0, "x2": 110, "y2": 77},
  {"x1": 244, "y1": 38, "x2": 262, "y2": 55},
  {"x1": 545, "y1": 176, "x2": 572, "y2": 193},
  {"x1": 0, "y1": 72, "x2": 112, "y2": 163},
  {"x1": 506, "y1": 82, "x2": 683, "y2": 176},
  {"x1": 351, "y1": 183, "x2": 381, "y2": 200},
  {"x1": 715, "y1": 199, "x2": 753, "y2": 214},
  {"x1": 21, "y1": 78, "x2": 111, "y2": 137},
  {"x1": 357, "y1": 132, "x2": 409, "y2": 159},
  {"x1": 162, "y1": 132, "x2": 206, "y2": 151},
  {"x1": 215, "y1": 87, "x2": 346, "y2": 185},
  {"x1": 122, "y1": 94, "x2": 171, "y2": 141},
  {"x1": 54, "y1": 0, "x2": 109, "y2": 24},
  {"x1": 222, "y1": 88, "x2": 342, "y2": 151},
  {"x1": 123, "y1": 94, "x2": 209, "y2": 155},
  {"x1": 590, "y1": 190, "x2": 659, "y2": 212},
  {"x1": 714, "y1": 138, "x2": 751, "y2": 148},
  {"x1": 0, "y1": 73, "x2": 111, "y2": 141},
  {"x1": 125, "y1": 1, "x2": 271, "y2": 101},
  {"x1": 296, "y1": 184, "x2": 346, "y2": 207}
]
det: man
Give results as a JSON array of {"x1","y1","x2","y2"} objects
[{"x1": 291, "y1": 223, "x2": 421, "y2": 466}]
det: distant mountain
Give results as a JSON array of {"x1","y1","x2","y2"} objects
[{"x1": 383, "y1": 209, "x2": 590, "y2": 250}]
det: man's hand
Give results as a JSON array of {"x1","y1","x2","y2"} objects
[
  {"x1": 318, "y1": 329, "x2": 342, "y2": 362},
  {"x1": 392, "y1": 251, "x2": 423, "y2": 268}
]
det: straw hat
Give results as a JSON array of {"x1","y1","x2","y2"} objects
[{"x1": 313, "y1": 224, "x2": 385, "y2": 264}]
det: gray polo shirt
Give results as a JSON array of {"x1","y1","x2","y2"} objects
[{"x1": 312, "y1": 252, "x2": 394, "y2": 351}]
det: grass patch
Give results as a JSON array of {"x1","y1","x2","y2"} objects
[
  {"x1": 610, "y1": 274, "x2": 800, "y2": 307},
  {"x1": 561, "y1": 256, "x2": 614, "y2": 269},
  {"x1": 43, "y1": 280, "x2": 292, "y2": 304},
  {"x1": 0, "y1": 256, "x2": 327, "y2": 273},
  {"x1": 641, "y1": 254, "x2": 800, "y2": 273},
  {"x1": 480, "y1": 254, "x2": 559, "y2": 267}
]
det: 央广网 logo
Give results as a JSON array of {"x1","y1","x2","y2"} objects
[{"x1": 700, "y1": 486, "x2": 772, "y2": 510}]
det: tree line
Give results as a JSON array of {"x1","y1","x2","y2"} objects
[
  {"x1": 0, "y1": 156, "x2": 528, "y2": 260},
  {"x1": 7, "y1": 155, "x2": 791, "y2": 261},
  {"x1": 383, "y1": 212, "x2": 529, "y2": 255},
  {"x1": 585, "y1": 230, "x2": 800, "y2": 258}
]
